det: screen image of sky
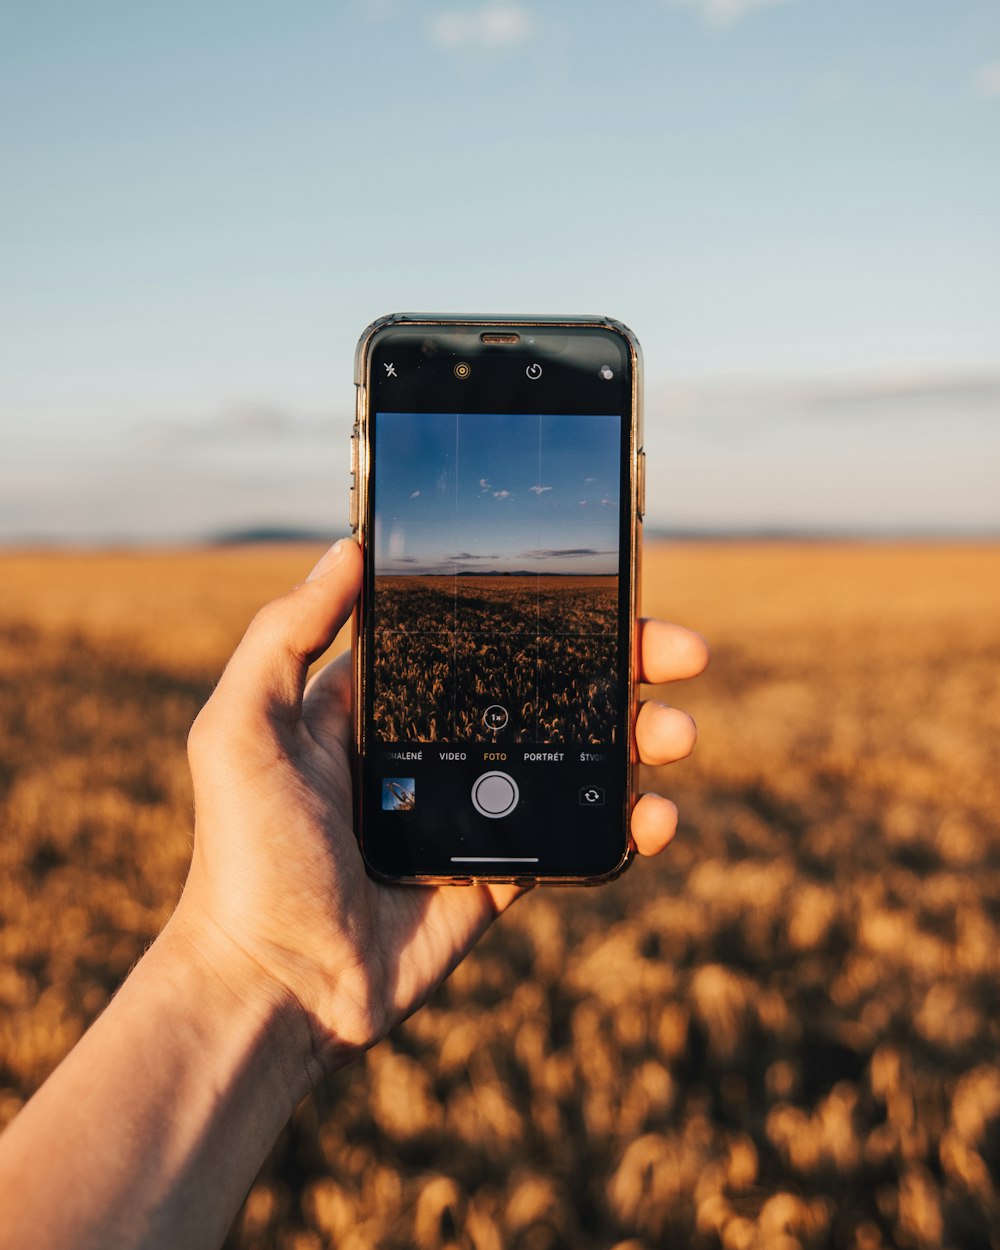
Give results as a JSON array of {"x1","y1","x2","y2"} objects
[{"x1": 374, "y1": 412, "x2": 621, "y2": 576}]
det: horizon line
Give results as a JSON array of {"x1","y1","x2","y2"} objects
[{"x1": 2, "y1": 523, "x2": 1000, "y2": 551}]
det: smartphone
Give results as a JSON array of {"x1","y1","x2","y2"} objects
[{"x1": 350, "y1": 314, "x2": 644, "y2": 884}]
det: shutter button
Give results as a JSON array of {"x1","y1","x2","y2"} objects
[{"x1": 471, "y1": 771, "x2": 519, "y2": 819}]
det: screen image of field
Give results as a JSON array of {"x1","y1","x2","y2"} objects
[
  {"x1": 372, "y1": 575, "x2": 618, "y2": 743},
  {"x1": 371, "y1": 411, "x2": 623, "y2": 745}
]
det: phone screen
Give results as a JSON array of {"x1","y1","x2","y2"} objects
[{"x1": 356, "y1": 321, "x2": 639, "y2": 880}]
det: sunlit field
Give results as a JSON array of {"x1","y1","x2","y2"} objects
[{"x1": 1, "y1": 542, "x2": 998, "y2": 1249}]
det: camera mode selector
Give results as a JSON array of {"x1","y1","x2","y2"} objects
[{"x1": 471, "y1": 771, "x2": 520, "y2": 819}]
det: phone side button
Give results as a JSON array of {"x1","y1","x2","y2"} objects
[
  {"x1": 637, "y1": 449, "x2": 646, "y2": 518},
  {"x1": 349, "y1": 485, "x2": 358, "y2": 531}
]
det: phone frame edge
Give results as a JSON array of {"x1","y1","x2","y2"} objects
[{"x1": 351, "y1": 313, "x2": 644, "y2": 886}]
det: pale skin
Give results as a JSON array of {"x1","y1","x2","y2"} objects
[{"x1": 0, "y1": 538, "x2": 708, "y2": 1250}]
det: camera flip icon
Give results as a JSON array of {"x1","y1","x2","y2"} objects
[{"x1": 579, "y1": 786, "x2": 605, "y2": 806}]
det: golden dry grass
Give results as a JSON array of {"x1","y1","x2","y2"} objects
[{"x1": 1, "y1": 541, "x2": 999, "y2": 1249}]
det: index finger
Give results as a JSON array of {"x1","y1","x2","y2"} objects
[{"x1": 638, "y1": 619, "x2": 710, "y2": 686}]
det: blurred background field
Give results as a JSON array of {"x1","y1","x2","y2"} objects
[
  {"x1": 4, "y1": 4, "x2": 998, "y2": 1244},
  {"x1": 1, "y1": 539, "x2": 998, "y2": 1250}
]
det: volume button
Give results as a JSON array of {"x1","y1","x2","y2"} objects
[
  {"x1": 349, "y1": 485, "x2": 358, "y2": 531},
  {"x1": 637, "y1": 450, "x2": 646, "y2": 518}
]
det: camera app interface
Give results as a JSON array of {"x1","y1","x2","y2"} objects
[{"x1": 371, "y1": 410, "x2": 621, "y2": 749}]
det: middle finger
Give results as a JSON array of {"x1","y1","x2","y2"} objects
[{"x1": 636, "y1": 700, "x2": 698, "y2": 766}]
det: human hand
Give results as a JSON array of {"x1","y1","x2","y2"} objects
[{"x1": 178, "y1": 540, "x2": 708, "y2": 1086}]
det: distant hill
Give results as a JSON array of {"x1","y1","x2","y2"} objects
[
  {"x1": 208, "y1": 526, "x2": 339, "y2": 545},
  {"x1": 453, "y1": 569, "x2": 612, "y2": 577}
]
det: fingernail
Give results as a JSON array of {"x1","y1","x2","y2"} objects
[{"x1": 307, "y1": 539, "x2": 347, "y2": 582}]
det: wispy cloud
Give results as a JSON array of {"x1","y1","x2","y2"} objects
[
  {"x1": 10, "y1": 367, "x2": 995, "y2": 545},
  {"x1": 653, "y1": 368, "x2": 1000, "y2": 429},
  {"x1": 356, "y1": 0, "x2": 400, "y2": 21},
  {"x1": 529, "y1": 484, "x2": 552, "y2": 494},
  {"x1": 493, "y1": 489, "x2": 512, "y2": 500},
  {"x1": 666, "y1": 0, "x2": 797, "y2": 29},
  {"x1": 410, "y1": 489, "x2": 421, "y2": 498},
  {"x1": 647, "y1": 367, "x2": 1000, "y2": 537},
  {"x1": 429, "y1": 2, "x2": 535, "y2": 49},
  {"x1": 154, "y1": 401, "x2": 323, "y2": 443},
  {"x1": 479, "y1": 477, "x2": 491, "y2": 490},
  {"x1": 523, "y1": 547, "x2": 613, "y2": 560},
  {"x1": 972, "y1": 60, "x2": 1000, "y2": 99}
]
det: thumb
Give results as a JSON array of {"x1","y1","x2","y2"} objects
[{"x1": 210, "y1": 539, "x2": 362, "y2": 730}]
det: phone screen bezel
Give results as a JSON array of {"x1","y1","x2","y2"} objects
[{"x1": 352, "y1": 316, "x2": 643, "y2": 884}]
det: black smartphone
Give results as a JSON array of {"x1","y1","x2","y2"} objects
[{"x1": 350, "y1": 314, "x2": 644, "y2": 884}]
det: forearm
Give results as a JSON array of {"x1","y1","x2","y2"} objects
[{"x1": 0, "y1": 908, "x2": 314, "y2": 1250}]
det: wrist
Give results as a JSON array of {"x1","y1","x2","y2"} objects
[
  {"x1": 151, "y1": 902, "x2": 322, "y2": 1110},
  {"x1": 0, "y1": 897, "x2": 327, "y2": 1250}
]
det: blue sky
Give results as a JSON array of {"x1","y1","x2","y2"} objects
[
  {"x1": 1, "y1": 0, "x2": 998, "y2": 540},
  {"x1": 374, "y1": 411, "x2": 621, "y2": 573}
]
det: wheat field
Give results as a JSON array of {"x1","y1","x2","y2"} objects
[
  {"x1": 372, "y1": 574, "x2": 619, "y2": 742},
  {"x1": 0, "y1": 542, "x2": 998, "y2": 1249}
]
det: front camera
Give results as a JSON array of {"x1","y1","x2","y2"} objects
[{"x1": 454, "y1": 361, "x2": 471, "y2": 380}]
